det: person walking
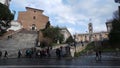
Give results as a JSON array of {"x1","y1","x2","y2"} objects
[
  {"x1": 98, "y1": 50, "x2": 101, "y2": 60},
  {"x1": 0, "y1": 51, "x2": 2, "y2": 58},
  {"x1": 4, "y1": 50, "x2": 8, "y2": 58},
  {"x1": 46, "y1": 47, "x2": 51, "y2": 57},
  {"x1": 95, "y1": 51, "x2": 99, "y2": 61},
  {"x1": 18, "y1": 50, "x2": 22, "y2": 58},
  {"x1": 56, "y1": 48, "x2": 61, "y2": 59}
]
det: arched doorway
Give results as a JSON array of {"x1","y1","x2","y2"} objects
[{"x1": 31, "y1": 24, "x2": 36, "y2": 31}]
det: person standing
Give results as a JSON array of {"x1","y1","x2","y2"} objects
[{"x1": 60, "y1": 46, "x2": 63, "y2": 57}]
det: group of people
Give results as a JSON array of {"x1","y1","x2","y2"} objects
[
  {"x1": 36, "y1": 47, "x2": 51, "y2": 58},
  {"x1": 0, "y1": 50, "x2": 8, "y2": 59},
  {"x1": 0, "y1": 46, "x2": 71, "y2": 59},
  {"x1": 18, "y1": 48, "x2": 51, "y2": 58},
  {"x1": 56, "y1": 47, "x2": 63, "y2": 58},
  {"x1": 0, "y1": 50, "x2": 30, "y2": 59},
  {"x1": 55, "y1": 46, "x2": 71, "y2": 58}
]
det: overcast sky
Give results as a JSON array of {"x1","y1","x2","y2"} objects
[{"x1": 9, "y1": 0, "x2": 119, "y2": 34}]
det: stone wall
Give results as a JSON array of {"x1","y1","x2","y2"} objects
[{"x1": 0, "y1": 29, "x2": 37, "y2": 58}]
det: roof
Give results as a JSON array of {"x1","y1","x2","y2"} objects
[
  {"x1": 106, "y1": 19, "x2": 113, "y2": 24},
  {"x1": 77, "y1": 31, "x2": 108, "y2": 36},
  {"x1": 60, "y1": 27, "x2": 71, "y2": 35},
  {"x1": 26, "y1": 7, "x2": 44, "y2": 12}
]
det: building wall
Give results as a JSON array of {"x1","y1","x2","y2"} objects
[
  {"x1": 60, "y1": 28, "x2": 71, "y2": 42},
  {"x1": 106, "y1": 21, "x2": 112, "y2": 33},
  {"x1": 75, "y1": 32, "x2": 108, "y2": 42},
  {"x1": 17, "y1": 7, "x2": 49, "y2": 31}
]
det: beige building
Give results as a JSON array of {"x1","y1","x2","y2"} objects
[
  {"x1": 60, "y1": 28, "x2": 71, "y2": 42},
  {"x1": 74, "y1": 22, "x2": 108, "y2": 42},
  {"x1": 17, "y1": 7, "x2": 49, "y2": 31},
  {"x1": 106, "y1": 21, "x2": 112, "y2": 33},
  {"x1": 75, "y1": 32, "x2": 108, "y2": 42}
]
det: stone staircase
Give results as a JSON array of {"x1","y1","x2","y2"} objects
[{"x1": 0, "y1": 29, "x2": 37, "y2": 58}]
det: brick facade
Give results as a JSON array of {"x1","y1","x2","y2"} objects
[{"x1": 17, "y1": 7, "x2": 49, "y2": 31}]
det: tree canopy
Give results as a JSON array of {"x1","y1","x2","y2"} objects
[
  {"x1": 0, "y1": 3, "x2": 14, "y2": 35},
  {"x1": 41, "y1": 27, "x2": 64, "y2": 43},
  {"x1": 108, "y1": 10, "x2": 120, "y2": 47},
  {"x1": 109, "y1": 19, "x2": 120, "y2": 45},
  {"x1": 0, "y1": 3, "x2": 14, "y2": 21},
  {"x1": 66, "y1": 36, "x2": 74, "y2": 43}
]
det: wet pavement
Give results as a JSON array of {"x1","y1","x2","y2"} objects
[{"x1": 0, "y1": 53, "x2": 120, "y2": 68}]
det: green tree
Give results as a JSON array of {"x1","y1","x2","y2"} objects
[
  {"x1": 108, "y1": 10, "x2": 120, "y2": 47},
  {"x1": 42, "y1": 26, "x2": 64, "y2": 43},
  {"x1": 0, "y1": 3, "x2": 14, "y2": 35},
  {"x1": 40, "y1": 37, "x2": 52, "y2": 48},
  {"x1": 66, "y1": 36, "x2": 74, "y2": 43},
  {"x1": 45, "y1": 21, "x2": 50, "y2": 29},
  {"x1": 109, "y1": 19, "x2": 120, "y2": 46},
  {"x1": 0, "y1": 3, "x2": 14, "y2": 21}
]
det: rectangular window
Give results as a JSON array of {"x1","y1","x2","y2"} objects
[{"x1": 33, "y1": 16, "x2": 36, "y2": 20}]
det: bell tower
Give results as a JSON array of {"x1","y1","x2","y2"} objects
[
  {"x1": 88, "y1": 23, "x2": 93, "y2": 34},
  {"x1": 88, "y1": 20, "x2": 93, "y2": 41}
]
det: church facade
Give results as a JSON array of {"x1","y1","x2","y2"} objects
[{"x1": 17, "y1": 7, "x2": 49, "y2": 31}]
